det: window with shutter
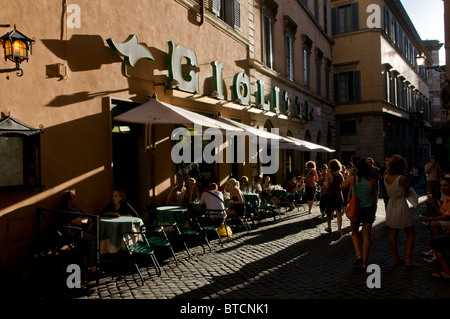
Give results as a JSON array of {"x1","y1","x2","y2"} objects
[
  {"x1": 332, "y1": 3, "x2": 359, "y2": 34},
  {"x1": 233, "y1": 0, "x2": 241, "y2": 30},
  {"x1": 334, "y1": 71, "x2": 361, "y2": 104},
  {"x1": 211, "y1": 0, "x2": 241, "y2": 30},
  {"x1": 211, "y1": 0, "x2": 221, "y2": 16},
  {"x1": 263, "y1": 12, "x2": 273, "y2": 68}
]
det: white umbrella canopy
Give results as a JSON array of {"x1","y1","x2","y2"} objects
[
  {"x1": 113, "y1": 97, "x2": 244, "y2": 132},
  {"x1": 282, "y1": 136, "x2": 335, "y2": 153}
]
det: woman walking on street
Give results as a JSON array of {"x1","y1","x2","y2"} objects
[
  {"x1": 349, "y1": 159, "x2": 378, "y2": 269},
  {"x1": 302, "y1": 161, "x2": 319, "y2": 214},
  {"x1": 385, "y1": 155, "x2": 421, "y2": 267},
  {"x1": 324, "y1": 159, "x2": 344, "y2": 237}
]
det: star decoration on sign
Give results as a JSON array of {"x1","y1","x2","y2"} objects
[{"x1": 106, "y1": 34, "x2": 154, "y2": 67}]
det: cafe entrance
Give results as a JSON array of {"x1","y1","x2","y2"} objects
[{"x1": 110, "y1": 99, "x2": 142, "y2": 209}]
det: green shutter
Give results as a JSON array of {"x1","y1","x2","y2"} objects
[{"x1": 351, "y1": 2, "x2": 359, "y2": 31}]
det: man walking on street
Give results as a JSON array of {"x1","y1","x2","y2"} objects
[{"x1": 424, "y1": 156, "x2": 442, "y2": 202}]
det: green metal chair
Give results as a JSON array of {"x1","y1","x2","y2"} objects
[
  {"x1": 143, "y1": 224, "x2": 179, "y2": 266},
  {"x1": 197, "y1": 210, "x2": 231, "y2": 247},
  {"x1": 122, "y1": 231, "x2": 161, "y2": 286},
  {"x1": 244, "y1": 194, "x2": 261, "y2": 226},
  {"x1": 180, "y1": 216, "x2": 212, "y2": 254}
]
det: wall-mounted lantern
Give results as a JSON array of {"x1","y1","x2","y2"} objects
[{"x1": 0, "y1": 25, "x2": 35, "y2": 77}]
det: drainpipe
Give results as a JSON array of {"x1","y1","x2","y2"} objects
[{"x1": 200, "y1": 0, "x2": 205, "y2": 25}]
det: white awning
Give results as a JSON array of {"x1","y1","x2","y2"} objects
[
  {"x1": 216, "y1": 116, "x2": 284, "y2": 140},
  {"x1": 216, "y1": 116, "x2": 334, "y2": 152},
  {"x1": 113, "y1": 97, "x2": 244, "y2": 132},
  {"x1": 282, "y1": 136, "x2": 335, "y2": 153}
]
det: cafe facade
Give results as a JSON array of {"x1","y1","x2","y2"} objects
[{"x1": 0, "y1": 0, "x2": 335, "y2": 274}]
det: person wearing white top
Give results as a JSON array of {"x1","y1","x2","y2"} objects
[{"x1": 199, "y1": 183, "x2": 226, "y2": 223}]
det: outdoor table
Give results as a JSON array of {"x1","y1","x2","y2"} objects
[
  {"x1": 271, "y1": 189, "x2": 287, "y2": 198},
  {"x1": 99, "y1": 216, "x2": 144, "y2": 254},
  {"x1": 155, "y1": 205, "x2": 189, "y2": 228}
]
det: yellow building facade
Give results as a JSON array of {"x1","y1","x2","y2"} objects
[
  {"x1": 0, "y1": 0, "x2": 335, "y2": 274},
  {"x1": 331, "y1": 0, "x2": 433, "y2": 166}
]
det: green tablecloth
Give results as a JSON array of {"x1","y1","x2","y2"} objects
[
  {"x1": 99, "y1": 216, "x2": 144, "y2": 254},
  {"x1": 243, "y1": 193, "x2": 260, "y2": 205},
  {"x1": 155, "y1": 206, "x2": 189, "y2": 227}
]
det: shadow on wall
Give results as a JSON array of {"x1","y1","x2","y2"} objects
[
  {"x1": 0, "y1": 102, "x2": 113, "y2": 274},
  {"x1": 41, "y1": 35, "x2": 122, "y2": 72}
]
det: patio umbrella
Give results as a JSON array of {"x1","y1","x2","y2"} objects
[{"x1": 113, "y1": 97, "x2": 243, "y2": 132}]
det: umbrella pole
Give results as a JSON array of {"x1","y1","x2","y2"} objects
[{"x1": 150, "y1": 124, "x2": 156, "y2": 207}]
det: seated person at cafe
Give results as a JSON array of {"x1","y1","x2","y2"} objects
[
  {"x1": 262, "y1": 175, "x2": 273, "y2": 191},
  {"x1": 59, "y1": 189, "x2": 98, "y2": 273},
  {"x1": 428, "y1": 230, "x2": 450, "y2": 280},
  {"x1": 167, "y1": 174, "x2": 187, "y2": 206},
  {"x1": 420, "y1": 176, "x2": 450, "y2": 238},
  {"x1": 252, "y1": 176, "x2": 263, "y2": 194},
  {"x1": 225, "y1": 178, "x2": 246, "y2": 217},
  {"x1": 240, "y1": 176, "x2": 251, "y2": 193},
  {"x1": 199, "y1": 183, "x2": 227, "y2": 225},
  {"x1": 285, "y1": 172, "x2": 299, "y2": 211},
  {"x1": 184, "y1": 177, "x2": 200, "y2": 203},
  {"x1": 100, "y1": 189, "x2": 138, "y2": 217}
]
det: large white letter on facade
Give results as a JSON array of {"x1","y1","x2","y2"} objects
[
  {"x1": 168, "y1": 41, "x2": 200, "y2": 93},
  {"x1": 232, "y1": 72, "x2": 250, "y2": 105},
  {"x1": 211, "y1": 61, "x2": 225, "y2": 100}
]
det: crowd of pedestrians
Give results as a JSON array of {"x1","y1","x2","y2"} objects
[
  {"x1": 287, "y1": 154, "x2": 450, "y2": 280},
  {"x1": 172, "y1": 155, "x2": 450, "y2": 281}
]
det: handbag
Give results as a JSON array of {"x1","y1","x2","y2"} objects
[{"x1": 345, "y1": 177, "x2": 358, "y2": 222}]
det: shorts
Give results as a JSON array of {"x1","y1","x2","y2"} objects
[
  {"x1": 323, "y1": 194, "x2": 343, "y2": 216},
  {"x1": 206, "y1": 209, "x2": 227, "y2": 224},
  {"x1": 304, "y1": 186, "x2": 316, "y2": 201},
  {"x1": 356, "y1": 206, "x2": 376, "y2": 224}
]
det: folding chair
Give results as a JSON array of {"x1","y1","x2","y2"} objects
[
  {"x1": 122, "y1": 231, "x2": 161, "y2": 286},
  {"x1": 143, "y1": 224, "x2": 179, "y2": 266},
  {"x1": 162, "y1": 222, "x2": 192, "y2": 259},
  {"x1": 258, "y1": 193, "x2": 281, "y2": 221},
  {"x1": 36, "y1": 209, "x2": 92, "y2": 274},
  {"x1": 180, "y1": 216, "x2": 212, "y2": 254},
  {"x1": 226, "y1": 206, "x2": 252, "y2": 233},
  {"x1": 197, "y1": 210, "x2": 231, "y2": 247},
  {"x1": 244, "y1": 194, "x2": 260, "y2": 226}
]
